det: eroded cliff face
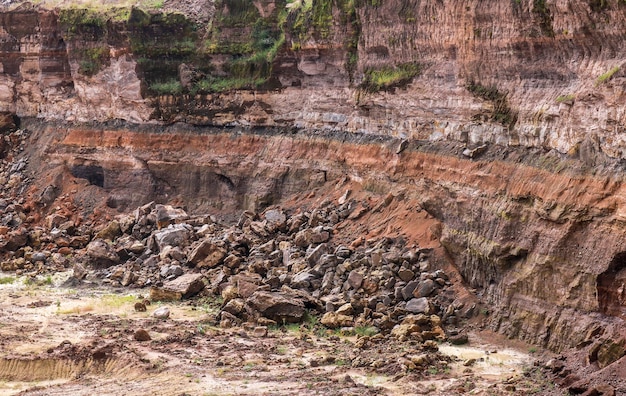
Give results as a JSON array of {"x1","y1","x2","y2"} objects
[
  {"x1": 14, "y1": 117, "x2": 626, "y2": 354},
  {"x1": 3, "y1": 0, "x2": 626, "y2": 357},
  {"x1": 2, "y1": 0, "x2": 626, "y2": 156}
]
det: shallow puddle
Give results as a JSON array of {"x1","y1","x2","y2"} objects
[{"x1": 440, "y1": 342, "x2": 532, "y2": 380}]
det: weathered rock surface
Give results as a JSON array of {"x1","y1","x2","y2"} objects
[
  {"x1": 150, "y1": 273, "x2": 205, "y2": 301},
  {"x1": 247, "y1": 291, "x2": 305, "y2": 324},
  {"x1": 85, "y1": 239, "x2": 120, "y2": 268}
]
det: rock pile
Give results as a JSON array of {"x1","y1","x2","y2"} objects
[
  {"x1": 0, "y1": 140, "x2": 464, "y2": 338},
  {"x1": 115, "y1": 200, "x2": 460, "y2": 336}
]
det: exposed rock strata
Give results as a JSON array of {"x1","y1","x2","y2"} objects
[
  {"x1": 1, "y1": 1, "x2": 626, "y2": 158},
  {"x1": 4, "y1": 118, "x2": 626, "y2": 354}
]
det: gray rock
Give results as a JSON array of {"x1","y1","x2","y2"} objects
[
  {"x1": 152, "y1": 306, "x2": 170, "y2": 319},
  {"x1": 321, "y1": 270, "x2": 335, "y2": 291},
  {"x1": 160, "y1": 264, "x2": 184, "y2": 278},
  {"x1": 306, "y1": 243, "x2": 329, "y2": 265},
  {"x1": 462, "y1": 144, "x2": 488, "y2": 159},
  {"x1": 294, "y1": 229, "x2": 312, "y2": 247},
  {"x1": 401, "y1": 280, "x2": 419, "y2": 300},
  {"x1": 222, "y1": 298, "x2": 246, "y2": 316},
  {"x1": 406, "y1": 297, "x2": 431, "y2": 314},
  {"x1": 154, "y1": 204, "x2": 188, "y2": 228},
  {"x1": 335, "y1": 245, "x2": 352, "y2": 258},
  {"x1": 414, "y1": 279, "x2": 436, "y2": 298},
  {"x1": 310, "y1": 226, "x2": 330, "y2": 244},
  {"x1": 151, "y1": 273, "x2": 205, "y2": 301},
  {"x1": 449, "y1": 333, "x2": 469, "y2": 345},
  {"x1": 94, "y1": 221, "x2": 122, "y2": 241},
  {"x1": 154, "y1": 224, "x2": 192, "y2": 250},
  {"x1": 317, "y1": 254, "x2": 338, "y2": 270},
  {"x1": 264, "y1": 209, "x2": 287, "y2": 231},
  {"x1": 291, "y1": 271, "x2": 316, "y2": 289},
  {"x1": 347, "y1": 270, "x2": 364, "y2": 289},
  {"x1": 31, "y1": 252, "x2": 47, "y2": 263}
]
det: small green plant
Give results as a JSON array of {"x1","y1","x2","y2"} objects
[
  {"x1": 556, "y1": 94, "x2": 575, "y2": 103},
  {"x1": 528, "y1": 346, "x2": 538, "y2": 354},
  {"x1": 355, "y1": 326, "x2": 379, "y2": 337},
  {"x1": 596, "y1": 66, "x2": 620, "y2": 85},
  {"x1": 43, "y1": 275, "x2": 53, "y2": 285},
  {"x1": 284, "y1": 322, "x2": 301, "y2": 333},
  {"x1": 150, "y1": 79, "x2": 183, "y2": 95},
  {"x1": 359, "y1": 62, "x2": 421, "y2": 93},
  {"x1": 147, "y1": 0, "x2": 164, "y2": 9},
  {"x1": 532, "y1": 0, "x2": 554, "y2": 37},
  {"x1": 101, "y1": 294, "x2": 137, "y2": 308},
  {"x1": 0, "y1": 276, "x2": 15, "y2": 285}
]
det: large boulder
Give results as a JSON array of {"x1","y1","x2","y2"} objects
[
  {"x1": 154, "y1": 224, "x2": 192, "y2": 251},
  {"x1": 264, "y1": 209, "x2": 287, "y2": 232},
  {"x1": 413, "y1": 279, "x2": 437, "y2": 298},
  {"x1": 188, "y1": 238, "x2": 227, "y2": 268},
  {"x1": 406, "y1": 297, "x2": 432, "y2": 315},
  {"x1": 94, "y1": 220, "x2": 122, "y2": 241},
  {"x1": 154, "y1": 204, "x2": 188, "y2": 228},
  {"x1": 1, "y1": 229, "x2": 28, "y2": 252},
  {"x1": 86, "y1": 239, "x2": 120, "y2": 267},
  {"x1": 321, "y1": 312, "x2": 354, "y2": 328},
  {"x1": 150, "y1": 273, "x2": 206, "y2": 301},
  {"x1": 247, "y1": 291, "x2": 305, "y2": 323}
]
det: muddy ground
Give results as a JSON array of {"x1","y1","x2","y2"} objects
[{"x1": 0, "y1": 272, "x2": 562, "y2": 396}]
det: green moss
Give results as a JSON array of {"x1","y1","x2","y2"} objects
[
  {"x1": 287, "y1": 0, "x2": 358, "y2": 46},
  {"x1": 359, "y1": 62, "x2": 421, "y2": 93},
  {"x1": 77, "y1": 46, "x2": 110, "y2": 76},
  {"x1": 199, "y1": 5, "x2": 286, "y2": 93},
  {"x1": 589, "y1": 0, "x2": 609, "y2": 12},
  {"x1": 340, "y1": 0, "x2": 360, "y2": 81},
  {"x1": 355, "y1": 326, "x2": 379, "y2": 336},
  {"x1": 218, "y1": 0, "x2": 261, "y2": 27},
  {"x1": 596, "y1": 66, "x2": 620, "y2": 85},
  {"x1": 58, "y1": 7, "x2": 106, "y2": 38},
  {"x1": 150, "y1": 79, "x2": 183, "y2": 95},
  {"x1": 532, "y1": 0, "x2": 554, "y2": 37},
  {"x1": 467, "y1": 81, "x2": 517, "y2": 128},
  {"x1": 311, "y1": 0, "x2": 333, "y2": 38}
]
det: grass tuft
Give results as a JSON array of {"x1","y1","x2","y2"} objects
[
  {"x1": 359, "y1": 62, "x2": 421, "y2": 93},
  {"x1": 596, "y1": 66, "x2": 620, "y2": 85}
]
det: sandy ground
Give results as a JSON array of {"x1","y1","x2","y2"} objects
[{"x1": 0, "y1": 272, "x2": 563, "y2": 396}]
